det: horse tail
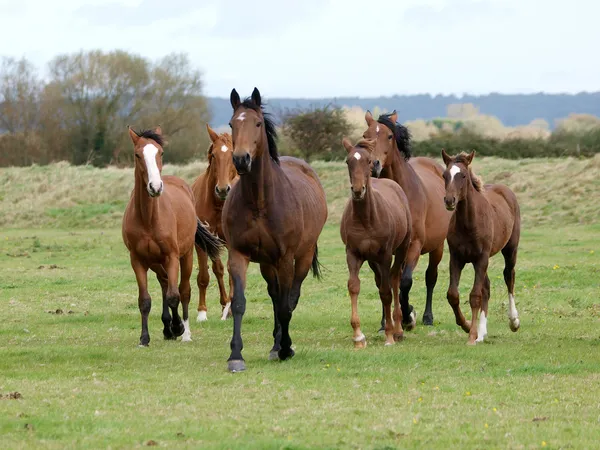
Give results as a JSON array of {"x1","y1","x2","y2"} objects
[
  {"x1": 311, "y1": 244, "x2": 323, "y2": 280},
  {"x1": 195, "y1": 219, "x2": 223, "y2": 260}
]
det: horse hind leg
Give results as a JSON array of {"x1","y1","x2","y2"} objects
[
  {"x1": 502, "y1": 244, "x2": 520, "y2": 332},
  {"x1": 196, "y1": 247, "x2": 210, "y2": 322},
  {"x1": 476, "y1": 274, "x2": 490, "y2": 343},
  {"x1": 423, "y1": 244, "x2": 443, "y2": 326},
  {"x1": 152, "y1": 264, "x2": 175, "y2": 340},
  {"x1": 400, "y1": 240, "x2": 422, "y2": 331},
  {"x1": 260, "y1": 264, "x2": 281, "y2": 360},
  {"x1": 131, "y1": 255, "x2": 151, "y2": 346},
  {"x1": 212, "y1": 256, "x2": 231, "y2": 320},
  {"x1": 179, "y1": 250, "x2": 194, "y2": 342}
]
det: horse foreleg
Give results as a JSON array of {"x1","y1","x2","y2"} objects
[
  {"x1": 377, "y1": 261, "x2": 395, "y2": 346},
  {"x1": 227, "y1": 250, "x2": 250, "y2": 372},
  {"x1": 131, "y1": 254, "x2": 151, "y2": 347},
  {"x1": 179, "y1": 250, "x2": 194, "y2": 342},
  {"x1": 347, "y1": 250, "x2": 366, "y2": 348},
  {"x1": 260, "y1": 264, "x2": 281, "y2": 360},
  {"x1": 447, "y1": 252, "x2": 468, "y2": 333},
  {"x1": 423, "y1": 244, "x2": 444, "y2": 326},
  {"x1": 502, "y1": 244, "x2": 520, "y2": 332},
  {"x1": 196, "y1": 247, "x2": 210, "y2": 322},
  {"x1": 469, "y1": 257, "x2": 489, "y2": 345},
  {"x1": 399, "y1": 240, "x2": 422, "y2": 331},
  {"x1": 476, "y1": 274, "x2": 490, "y2": 344},
  {"x1": 165, "y1": 254, "x2": 183, "y2": 339},
  {"x1": 212, "y1": 256, "x2": 230, "y2": 320},
  {"x1": 391, "y1": 234, "x2": 410, "y2": 341},
  {"x1": 276, "y1": 254, "x2": 296, "y2": 361}
]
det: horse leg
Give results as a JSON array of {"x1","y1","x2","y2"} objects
[
  {"x1": 377, "y1": 261, "x2": 395, "y2": 346},
  {"x1": 476, "y1": 274, "x2": 491, "y2": 343},
  {"x1": 131, "y1": 254, "x2": 151, "y2": 346},
  {"x1": 502, "y1": 243, "x2": 520, "y2": 332},
  {"x1": 348, "y1": 250, "x2": 366, "y2": 348},
  {"x1": 195, "y1": 247, "x2": 210, "y2": 322},
  {"x1": 150, "y1": 263, "x2": 174, "y2": 340},
  {"x1": 276, "y1": 254, "x2": 296, "y2": 361},
  {"x1": 227, "y1": 250, "x2": 250, "y2": 372},
  {"x1": 212, "y1": 256, "x2": 231, "y2": 320},
  {"x1": 468, "y1": 258, "x2": 489, "y2": 345},
  {"x1": 289, "y1": 247, "x2": 316, "y2": 312},
  {"x1": 447, "y1": 253, "x2": 469, "y2": 333},
  {"x1": 391, "y1": 232, "x2": 411, "y2": 341},
  {"x1": 260, "y1": 264, "x2": 281, "y2": 360},
  {"x1": 399, "y1": 240, "x2": 422, "y2": 331},
  {"x1": 369, "y1": 262, "x2": 384, "y2": 334},
  {"x1": 423, "y1": 244, "x2": 443, "y2": 326},
  {"x1": 179, "y1": 249, "x2": 194, "y2": 342},
  {"x1": 165, "y1": 254, "x2": 184, "y2": 339}
]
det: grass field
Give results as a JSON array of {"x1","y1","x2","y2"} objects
[{"x1": 1, "y1": 159, "x2": 600, "y2": 449}]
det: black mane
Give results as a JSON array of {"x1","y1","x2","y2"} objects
[
  {"x1": 377, "y1": 113, "x2": 411, "y2": 160},
  {"x1": 136, "y1": 129, "x2": 165, "y2": 147},
  {"x1": 240, "y1": 98, "x2": 279, "y2": 164}
]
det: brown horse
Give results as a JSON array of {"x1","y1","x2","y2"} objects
[
  {"x1": 191, "y1": 125, "x2": 238, "y2": 322},
  {"x1": 363, "y1": 111, "x2": 451, "y2": 329},
  {"x1": 122, "y1": 127, "x2": 222, "y2": 346},
  {"x1": 441, "y1": 150, "x2": 521, "y2": 345},
  {"x1": 222, "y1": 88, "x2": 328, "y2": 372},
  {"x1": 340, "y1": 137, "x2": 412, "y2": 347}
]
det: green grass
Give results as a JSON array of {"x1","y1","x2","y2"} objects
[{"x1": 1, "y1": 224, "x2": 599, "y2": 449}]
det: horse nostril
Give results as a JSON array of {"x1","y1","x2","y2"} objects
[
  {"x1": 244, "y1": 153, "x2": 251, "y2": 163},
  {"x1": 226, "y1": 185, "x2": 231, "y2": 193}
]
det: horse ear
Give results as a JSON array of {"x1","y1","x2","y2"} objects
[
  {"x1": 230, "y1": 89, "x2": 241, "y2": 110},
  {"x1": 441, "y1": 148, "x2": 452, "y2": 166},
  {"x1": 342, "y1": 137, "x2": 354, "y2": 153},
  {"x1": 206, "y1": 124, "x2": 219, "y2": 143},
  {"x1": 390, "y1": 109, "x2": 398, "y2": 123},
  {"x1": 467, "y1": 150, "x2": 476, "y2": 165},
  {"x1": 365, "y1": 110, "x2": 374, "y2": 126},
  {"x1": 128, "y1": 126, "x2": 139, "y2": 145},
  {"x1": 154, "y1": 126, "x2": 162, "y2": 136},
  {"x1": 251, "y1": 87, "x2": 261, "y2": 107}
]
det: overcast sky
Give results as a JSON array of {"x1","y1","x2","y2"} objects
[{"x1": 1, "y1": 0, "x2": 597, "y2": 98}]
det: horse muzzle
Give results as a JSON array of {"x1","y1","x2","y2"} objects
[
  {"x1": 371, "y1": 161, "x2": 382, "y2": 178},
  {"x1": 233, "y1": 153, "x2": 251, "y2": 175},
  {"x1": 351, "y1": 186, "x2": 367, "y2": 201},
  {"x1": 215, "y1": 184, "x2": 231, "y2": 201},
  {"x1": 147, "y1": 181, "x2": 163, "y2": 197},
  {"x1": 444, "y1": 196, "x2": 456, "y2": 211}
]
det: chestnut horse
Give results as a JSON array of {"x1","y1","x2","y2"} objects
[
  {"x1": 340, "y1": 137, "x2": 412, "y2": 347},
  {"x1": 223, "y1": 88, "x2": 328, "y2": 372},
  {"x1": 122, "y1": 127, "x2": 222, "y2": 347},
  {"x1": 363, "y1": 111, "x2": 451, "y2": 329},
  {"x1": 441, "y1": 150, "x2": 521, "y2": 345},
  {"x1": 191, "y1": 125, "x2": 238, "y2": 322}
]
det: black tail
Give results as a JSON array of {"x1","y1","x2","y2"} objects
[
  {"x1": 311, "y1": 244, "x2": 323, "y2": 280},
  {"x1": 195, "y1": 219, "x2": 224, "y2": 260}
]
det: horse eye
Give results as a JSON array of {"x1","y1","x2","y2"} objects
[
  {"x1": 388, "y1": 134, "x2": 393, "y2": 140},
  {"x1": 256, "y1": 121, "x2": 262, "y2": 128},
  {"x1": 135, "y1": 154, "x2": 141, "y2": 159}
]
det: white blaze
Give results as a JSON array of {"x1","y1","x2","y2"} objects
[
  {"x1": 236, "y1": 112, "x2": 246, "y2": 121},
  {"x1": 376, "y1": 125, "x2": 380, "y2": 133},
  {"x1": 449, "y1": 165, "x2": 461, "y2": 182},
  {"x1": 220, "y1": 145, "x2": 229, "y2": 153},
  {"x1": 353, "y1": 152, "x2": 361, "y2": 160},
  {"x1": 143, "y1": 144, "x2": 162, "y2": 192}
]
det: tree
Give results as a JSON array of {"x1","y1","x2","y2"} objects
[{"x1": 281, "y1": 105, "x2": 352, "y2": 161}]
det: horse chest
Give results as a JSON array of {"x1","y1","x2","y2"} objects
[{"x1": 231, "y1": 219, "x2": 280, "y2": 263}]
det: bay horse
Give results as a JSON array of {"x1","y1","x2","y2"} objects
[
  {"x1": 191, "y1": 125, "x2": 238, "y2": 322},
  {"x1": 363, "y1": 111, "x2": 451, "y2": 329},
  {"x1": 122, "y1": 126, "x2": 222, "y2": 347},
  {"x1": 441, "y1": 150, "x2": 521, "y2": 345},
  {"x1": 340, "y1": 137, "x2": 412, "y2": 347},
  {"x1": 222, "y1": 88, "x2": 328, "y2": 372}
]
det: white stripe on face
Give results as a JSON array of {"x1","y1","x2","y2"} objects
[
  {"x1": 376, "y1": 125, "x2": 380, "y2": 133},
  {"x1": 449, "y1": 165, "x2": 461, "y2": 182},
  {"x1": 143, "y1": 144, "x2": 162, "y2": 192},
  {"x1": 220, "y1": 145, "x2": 229, "y2": 152},
  {"x1": 353, "y1": 152, "x2": 361, "y2": 160},
  {"x1": 236, "y1": 112, "x2": 246, "y2": 121}
]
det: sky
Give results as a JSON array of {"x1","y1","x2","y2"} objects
[{"x1": 1, "y1": 0, "x2": 598, "y2": 98}]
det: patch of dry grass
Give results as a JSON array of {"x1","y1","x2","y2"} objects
[{"x1": 1, "y1": 155, "x2": 599, "y2": 229}]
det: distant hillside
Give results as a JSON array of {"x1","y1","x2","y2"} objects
[{"x1": 207, "y1": 92, "x2": 600, "y2": 129}]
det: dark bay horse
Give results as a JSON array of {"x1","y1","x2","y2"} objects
[
  {"x1": 122, "y1": 127, "x2": 222, "y2": 346},
  {"x1": 340, "y1": 138, "x2": 412, "y2": 347},
  {"x1": 363, "y1": 111, "x2": 451, "y2": 328},
  {"x1": 191, "y1": 125, "x2": 238, "y2": 322},
  {"x1": 222, "y1": 88, "x2": 328, "y2": 372},
  {"x1": 442, "y1": 150, "x2": 521, "y2": 345}
]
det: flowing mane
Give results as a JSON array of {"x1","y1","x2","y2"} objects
[
  {"x1": 377, "y1": 113, "x2": 411, "y2": 160},
  {"x1": 240, "y1": 98, "x2": 280, "y2": 164},
  {"x1": 135, "y1": 129, "x2": 165, "y2": 147},
  {"x1": 454, "y1": 152, "x2": 484, "y2": 192}
]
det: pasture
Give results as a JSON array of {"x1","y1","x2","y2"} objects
[{"x1": 1, "y1": 158, "x2": 600, "y2": 449}]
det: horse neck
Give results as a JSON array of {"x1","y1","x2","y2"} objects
[
  {"x1": 383, "y1": 149, "x2": 422, "y2": 199},
  {"x1": 239, "y1": 144, "x2": 276, "y2": 211},
  {"x1": 454, "y1": 180, "x2": 483, "y2": 231},
  {"x1": 203, "y1": 162, "x2": 221, "y2": 208},
  {"x1": 134, "y1": 168, "x2": 158, "y2": 226},
  {"x1": 351, "y1": 180, "x2": 378, "y2": 226}
]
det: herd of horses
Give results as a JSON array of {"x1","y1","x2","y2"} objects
[{"x1": 121, "y1": 87, "x2": 522, "y2": 372}]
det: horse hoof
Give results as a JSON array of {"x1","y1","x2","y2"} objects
[
  {"x1": 377, "y1": 327, "x2": 385, "y2": 335},
  {"x1": 278, "y1": 348, "x2": 295, "y2": 361},
  {"x1": 139, "y1": 337, "x2": 150, "y2": 347},
  {"x1": 228, "y1": 360, "x2": 246, "y2": 372},
  {"x1": 403, "y1": 310, "x2": 417, "y2": 331},
  {"x1": 171, "y1": 321, "x2": 185, "y2": 337},
  {"x1": 422, "y1": 315, "x2": 434, "y2": 326},
  {"x1": 466, "y1": 339, "x2": 477, "y2": 346},
  {"x1": 196, "y1": 311, "x2": 207, "y2": 322},
  {"x1": 393, "y1": 333, "x2": 404, "y2": 342},
  {"x1": 268, "y1": 350, "x2": 280, "y2": 361},
  {"x1": 163, "y1": 333, "x2": 176, "y2": 341},
  {"x1": 138, "y1": 343, "x2": 149, "y2": 348},
  {"x1": 509, "y1": 318, "x2": 520, "y2": 332},
  {"x1": 384, "y1": 341, "x2": 394, "y2": 346},
  {"x1": 181, "y1": 333, "x2": 192, "y2": 343}
]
